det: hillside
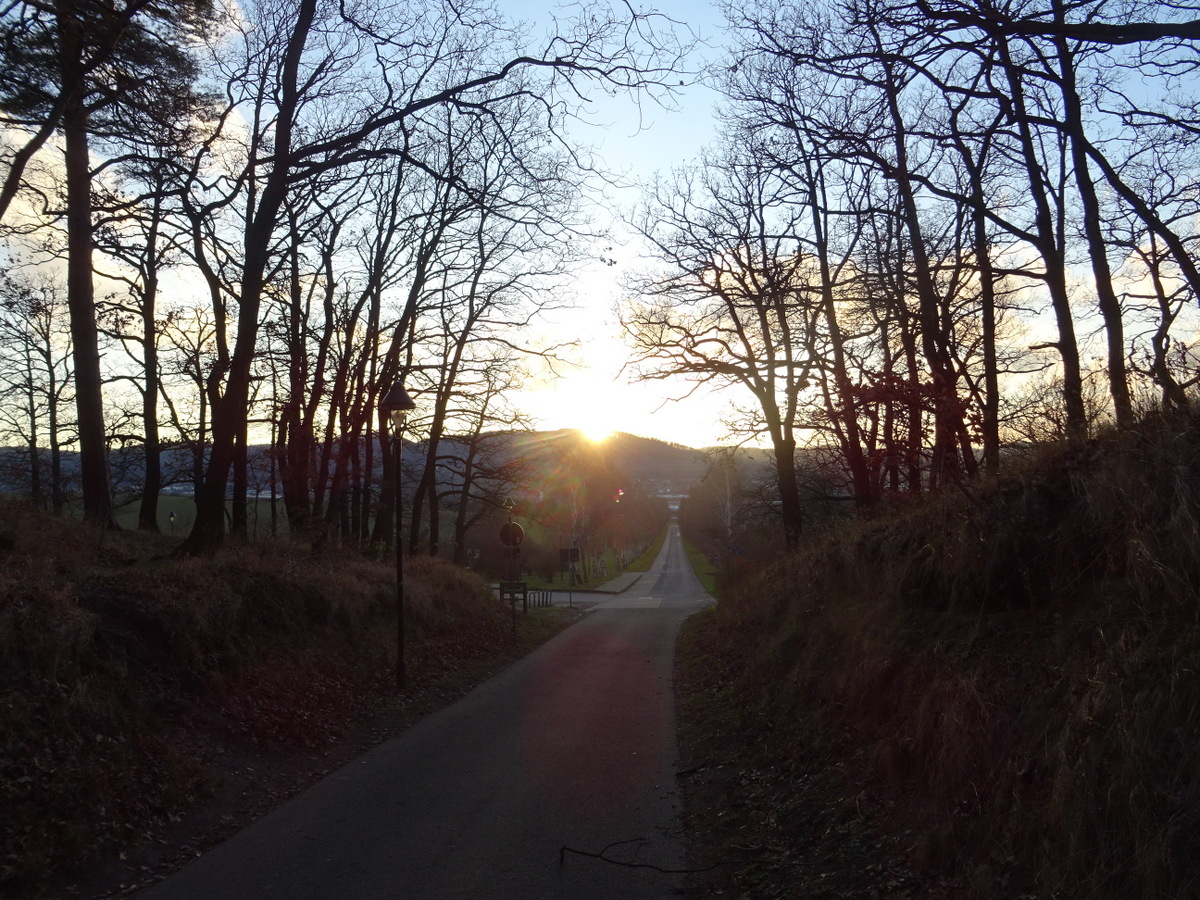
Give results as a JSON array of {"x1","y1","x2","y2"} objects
[
  {"x1": 677, "y1": 410, "x2": 1200, "y2": 899},
  {"x1": 501, "y1": 429, "x2": 709, "y2": 491}
]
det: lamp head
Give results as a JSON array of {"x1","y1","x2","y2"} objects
[{"x1": 380, "y1": 383, "x2": 417, "y2": 427}]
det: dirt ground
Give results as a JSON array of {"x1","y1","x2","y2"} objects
[{"x1": 672, "y1": 610, "x2": 961, "y2": 900}]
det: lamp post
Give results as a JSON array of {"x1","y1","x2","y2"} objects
[
  {"x1": 381, "y1": 383, "x2": 417, "y2": 690},
  {"x1": 503, "y1": 498, "x2": 515, "y2": 582}
]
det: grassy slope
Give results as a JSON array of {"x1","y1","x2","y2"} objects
[
  {"x1": 0, "y1": 508, "x2": 579, "y2": 897},
  {"x1": 678, "y1": 410, "x2": 1200, "y2": 900},
  {"x1": 519, "y1": 528, "x2": 667, "y2": 590},
  {"x1": 627, "y1": 528, "x2": 666, "y2": 572}
]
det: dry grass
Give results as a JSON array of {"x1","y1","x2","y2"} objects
[
  {"x1": 686, "y1": 408, "x2": 1200, "y2": 899},
  {"x1": 0, "y1": 504, "x2": 510, "y2": 895}
]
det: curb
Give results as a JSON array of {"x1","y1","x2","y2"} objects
[{"x1": 572, "y1": 572, "x2": 647, "y2": 595}]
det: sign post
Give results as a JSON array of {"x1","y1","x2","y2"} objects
[
  {"x1": 560, "y1": 547, "x2": 580, "y2": 609},
  {"x1": 499, "y1": 581, "x2": 527, "y2": 640}
]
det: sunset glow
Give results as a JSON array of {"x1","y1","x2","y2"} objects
[{"x1": 582, "y1": 426, "x2": 615, "y2": 443}]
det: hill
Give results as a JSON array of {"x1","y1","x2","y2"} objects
[
  {"x1": 502, "y1": 429, "x2": 709, "y2": 493},
  {"x1": 0, "y1": 511, "x2": 582, "y2": 897},
  {"x1": 0, "y1": 429, "x2": 712, "y2": 503}
]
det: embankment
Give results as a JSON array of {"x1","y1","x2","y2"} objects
[{"x1": 680, "y1": 411, "x2": 1200, "y2": 899}]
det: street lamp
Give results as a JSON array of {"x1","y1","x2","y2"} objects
[
  {"x1": 502, "y1": 498, "x2": 517, "y2": 582},
  {"x1": 381, "y1": 382, "x2": 417, "y2": 690}
]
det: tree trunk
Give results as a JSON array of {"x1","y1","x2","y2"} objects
[
  {"x1": 772, "y1": 434, "x2": 802, "y2": 551},
  {"x1": 1054, "y1": 19, "x2": 1133, "y2": 428},
  {"x1": 138, "y1": 198, "x2": 162, "y2": 532},
  {"x1": 372, "y1": 410, "x2": 398, "y2": 554},
  {"x1": 807, "y1": 154, "x2": 875, "y2": 505},
  {"x1": 949, "y1": 102, "x2": 1003, "y2": 476},
  {"x1": 231, "y1": 417, "x2": 248, "y2": 537},
  {"x1": 880, "y1": 59, "x2": 962, "y2": 487},
  {"x1": 1144, "y1": 235, "x2": 1190, "y2": 409},
  {"x1": 425, "y1": 472, "x2": 439, "y2": 557},
  {"x1": 59, "y1": 2, "x2": 116, "y2": 528},
  {"x1": 973, "y1": 198, "x2": 1001, "y2": 475},
  {"x1": 452, "y1": 442, "x2": 478, "y2": 565},
  {"x1": 999, "y1": 34, "x2": 1087, "y2": 442},
  {"x1": 26, "y1": 381, "x2": 42, "y2": 508},
  {"x1": 900, "y1": 325, "x2": 924, "y2": 491}
]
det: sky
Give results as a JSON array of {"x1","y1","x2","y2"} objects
[{"x1": 505, "y1": 0, "x2": 735, "y2": 449}]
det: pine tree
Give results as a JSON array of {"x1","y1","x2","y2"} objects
[{"x1": 0, "y1": 0, "x2": 214, "y2": 525}]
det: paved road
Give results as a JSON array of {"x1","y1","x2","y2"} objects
[{"x1": 138, "y1": 524, "x2": 712, "y2": 900}]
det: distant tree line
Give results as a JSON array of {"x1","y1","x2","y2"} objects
[
  {"x1": 0, "y1": 0, "x2": 687, "y2": 556},
  {"x1": 626, "y1": 0, "x2": 1200, "y2": 549}
]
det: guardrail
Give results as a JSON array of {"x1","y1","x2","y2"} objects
[{"x1": 493, "y1": 585, "x2": 553, "y2": 612}]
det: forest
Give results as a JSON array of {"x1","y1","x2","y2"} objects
[
  {"x1": 0, "y1": 0, "x2": 688, "y2": 558},
  {"x1": 3, "y1": 0, "x2": 1200, "y2": 564},
  {"x1": 624, "y1": 0, "x2": 1200, "y2": 551},
  {"x1": 5, "y1": 2, "x2": 1200, "y2": 894}
]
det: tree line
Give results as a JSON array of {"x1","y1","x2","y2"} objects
[
  {"x1": 625, "y1": 0, "x2": 1200, "y2": 549},
  {"x1": 0, "y1": 0, "x2": 688, "y2": 556}
]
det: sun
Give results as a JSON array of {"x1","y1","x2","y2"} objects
[{"x1": 581, "y1": 426, "x2": 615, "y2": 443}]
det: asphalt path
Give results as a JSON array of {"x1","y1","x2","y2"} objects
[{"x1": 138, "y1": 523, "x2": 712, "y2": 900}]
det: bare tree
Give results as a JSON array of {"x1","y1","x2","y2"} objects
[
  {"x1": 713, "y1": 0, "x2": 1200, "y2": 484},
  {"x1": 156, "y1": 304, "x2": 219, "y2": 496},
  {"x1": 439, "y1": 356, "x2": 533, "y2": 565},
  {"x1": 0, "y1": 269, "x2": 74, "y2": 511},
  {"x1": 163, "y1": 0, "x2": 686, "y2": 556},
  {"x1": 625, "y1": 148, "x2": 820, "y2": 548}
]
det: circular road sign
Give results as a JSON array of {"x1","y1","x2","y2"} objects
[{"x1": 500, "y1": 521, "x2": 525, "y2": 547}]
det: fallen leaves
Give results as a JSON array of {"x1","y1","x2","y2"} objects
[{"x1": 674, "y1": 612, "x2": 951, "y2": 900}]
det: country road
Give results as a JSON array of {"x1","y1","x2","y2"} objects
[{"x1": 137, "y1": 523, "x2": 712, "y2": 900}]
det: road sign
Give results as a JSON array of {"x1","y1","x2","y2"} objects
[
  {"x1": 500, "y1": 522, "x2": 524, "y2": 547},
  {"x1": 560, "y1": 547, "x2": 580, "y2": 563}
]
